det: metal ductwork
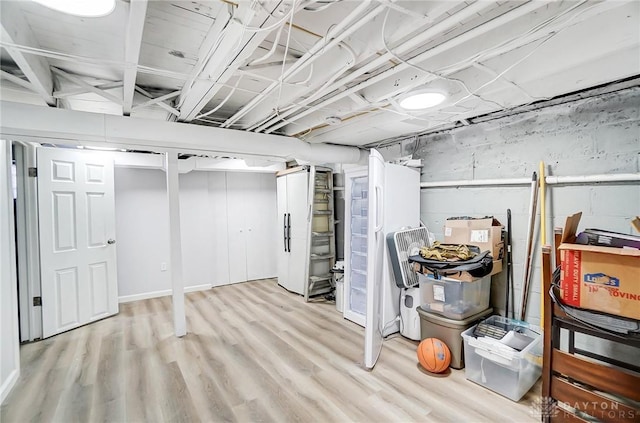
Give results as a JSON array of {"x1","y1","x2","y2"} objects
[{"x1": 0, "y1": 101, "x2": 368, "y2": 165}]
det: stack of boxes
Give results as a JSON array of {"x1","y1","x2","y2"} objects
[{"x1": 417, "y1": 217, "x2": 503, "y2": 369}]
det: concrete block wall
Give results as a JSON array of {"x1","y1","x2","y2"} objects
[{"x1": 381, "y1": 86, "x2": 640, "y2": 327}]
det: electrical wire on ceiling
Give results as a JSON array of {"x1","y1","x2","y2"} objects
[
  {"x1": 380, "y1": 8, "x2": 506, "y2": 111},
  {"x1": 248, "y1": 36, "x2": 356, "y2": 132},
  {"x1": 303, "y1": 0, "x2": 340, "y2": 13},
  {"x1": 445, "y1": 0, "x2": 599, "y2": 112},
  {"x1": 274, "y1": 0, "x2": 297, "y2": 115},
  {"x1": 0, "y1": 41, "x2": 202, "y2": 83},
  {"x1": 196, "y1": 74, "x2": 244, "y2": 120},
  {"x1": 439, "y1": 0, "x2": 589, "y2": 74},
  {"x1": 434, "y1": 0, "x2": 595, "y2": 110},
  {"x1": 248, "y1": 23, "x2": 285, "y2": 65},
  {"x1": 289, "y1": 64, "x2": 314, "y2": 85},
  {"x1": 236, "y1": 0, "x2": 310, "y2": 33},
  {"x1": 178, "y1": 6, "x2": 237, "y2": 106},
  {"x1": 371, "y1": 0, "x2": 601, "y2": 132}
]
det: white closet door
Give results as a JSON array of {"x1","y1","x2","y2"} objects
[
  {"x1": 245, "y1": 173, "x2": 277, "y2": 281},
  {"x1": 226, "y1": 172, "x2": 249, "y2": 283},
  {"x1": 209, "y1": 172, "x2": 230, "y2": 287}
]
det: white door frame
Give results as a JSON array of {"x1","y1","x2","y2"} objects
[{"x1": 13, "y1": 142, "x2": 43, "y2": 342}]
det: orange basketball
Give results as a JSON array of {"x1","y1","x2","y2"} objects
[{"x1": 417, "y1": 338, "x2": 451, "y2": 373}]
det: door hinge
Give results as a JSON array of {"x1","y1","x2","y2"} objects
[
  {"x1": 33, "y1": 296, "x2": 41, "y2": 306},
  {"x1": 28, "y1": 167, "x2": 37, "y2": 177}
]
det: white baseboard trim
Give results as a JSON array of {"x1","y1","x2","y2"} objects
[
  {"x1": 1, "y1": 368, "x2": 19, "y2": 405},
  {"x1": 118, "y1": 284, "x2": 212, "y2": 304}
]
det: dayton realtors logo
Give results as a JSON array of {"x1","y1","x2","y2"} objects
[{"x1": 531, "y1": 397, "x2": 638, "y2": 420}]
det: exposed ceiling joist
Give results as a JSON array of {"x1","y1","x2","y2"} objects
[
  {"x1": 54, "y1": 81, "x2": 124, "y2": 98},
  {"x1": 256, "y1": 0, "x2": 494, "y2": 134},
  {"x1": 133, "y1": 90, "x2": 180, "y2": 111},
  {"x1": 221, "y1": 0, "x2": 380, "y2": 129},
  {"x1": 176, "y1": 1, "x2": 300, "y2": 122},
  {"x1": 51, "y1": 67, "x2": 122, "y2": 105},
  {"x1": 0, "y1": 69, "x2": 36, "y2": 92},
  {"x1": 0, "y1": 1, "x2": 55, "y2": 106},
  {"x1": 262, "y1": 1, "x2": 553, "y2": 135},
  {"x1": 135, "y1": 86, "x2": 180, "y2": 116},
  {"x1": 123, "y1": 0, "x2": 149, "y2": 116}
]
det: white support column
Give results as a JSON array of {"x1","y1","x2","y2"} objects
[{"x1": 165, "y1": 152, "x2": 186, "y2": 337}]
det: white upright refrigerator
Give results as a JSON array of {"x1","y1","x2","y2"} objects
[{"x1": 343, "y1": 149, "x2": 420, "y2": 369}]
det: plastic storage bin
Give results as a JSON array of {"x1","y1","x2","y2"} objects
[
  {"x1": 417, "y1": 306, "x2": 493, "y2": 369},
  {"x1": 419, "y1": 273, "x2": 491, "y2": 320},
  {"x1": 461, "y1": 316, "x2": 542, "y2": 401}
]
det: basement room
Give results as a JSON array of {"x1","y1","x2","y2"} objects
[{"x1": 1, "y1": 0, "x2": 639, "y2": 422}]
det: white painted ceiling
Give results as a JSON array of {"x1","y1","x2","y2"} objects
[{"x1": 1, "y1": 0, "x2": 639, "y2": 150}]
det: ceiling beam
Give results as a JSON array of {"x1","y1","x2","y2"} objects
[
  {"x1": 123, "y1": 0, "x2": 148, "y2": 116},
  {"x1": 0, "y1": 1, "x2": 55, "y2": 106},
  {"x1": 51, "y1": 67, "x2": 123, "y2": 105},
  {"x1": 54, "y1": 81, "x2": 124, "y2": 98},
  {"x1": 132, "y1": 90, "x2": 180, "y2": 111},
  {"x1": 0, "y1": 69, "x2": 36, "y2": 92},
  {"x1": 134, "y1": 87, "x2": 180, "y2": 116},
  {"x1": 175, "y1": 1, "x2": 297, "y2": 122}
]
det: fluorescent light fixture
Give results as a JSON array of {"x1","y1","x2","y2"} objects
[
  {"x1": 32, "y1": 0, "x2": 116, "y2": 17},
  {"x1": 399, "y1": 91, "x2": 446, "y2": 110}
]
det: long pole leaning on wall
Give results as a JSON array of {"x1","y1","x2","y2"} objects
[{"x1": 539, "y1": 162, "x2": 547, "y2": 327}]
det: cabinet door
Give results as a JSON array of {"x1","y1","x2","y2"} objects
[
  {"x1": 276, "y1": 175, "x2": 288, "y2": 288},
  {"x1": 226, "y1": 172, "x2": 249, "y2": 284},
  {"x1": 287, "y1": 235, "x2": 308, "y2": 295},
  {"x1": 209, "y1": 172, "x2": 231, "y2": 287},
  {"x1": 286, "y1": 171, "x2": 310, "y2": 241},
  {"x1": 245, "y1": 173, "x2": 277, "y2": 281}
]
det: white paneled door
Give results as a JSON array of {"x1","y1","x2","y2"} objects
[{"x1": 38, "y1": 148, "x2": 118, "y2": 338}]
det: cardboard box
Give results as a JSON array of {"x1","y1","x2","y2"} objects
[
  {"x1": 444, "y1": 217, "x2": 504, "y2": 261},
  {"x1": 559, "y1": 212, "x2": 640, "y2": 320}
]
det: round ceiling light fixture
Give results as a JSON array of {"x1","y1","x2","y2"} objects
[
  {"x1": 32, "y1": 0, "x2": 116, "y2": 17},
  {"x1": 325, "y1": 116, "x2": 342, "y2": 126},
  {"x1": 399, "y1": 91, "x2": 446, "y2": 110}
]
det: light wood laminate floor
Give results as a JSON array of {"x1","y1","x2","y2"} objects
[{"x1": 2, "y1": 279, "x2": 540, "y2": 422}]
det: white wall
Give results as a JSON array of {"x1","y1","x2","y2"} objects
[
  {"x1": 381, "y1": 86, "x2": 640, "y2": 326},
  {"x1": 114, "y1": 168, "x2": 171, "y2": 301},
  {"x1": 1, "y1": 141, "x2": 20, "y2": 403},
  {"x1": 114, "y1": 168, "x2": 277, "y2": 302}
]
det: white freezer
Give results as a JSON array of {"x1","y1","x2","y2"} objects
[{"x1": 343, "y1": 149, "x2": 420, "y2": 369}]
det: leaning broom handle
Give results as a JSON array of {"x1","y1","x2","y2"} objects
[
  {"x1": 520, "y1": 172, "x2": 538, "y2": 321},
  {"x1": 539, "y1": 161, "x2": 546, "y2": 327}
]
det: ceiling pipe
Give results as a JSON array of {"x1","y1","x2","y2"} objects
[
  {"x1": 221, "y1": 0, "x2": 382, "y2": 129},
  {"x1": 0, "y1": 101, "x2": 367, "y2": 165},
  {"x1": 256, "y1": 0, "x2": 493, "y2": 133},
  {"x1": 287, "y1": 1, "x2": 618, "y2": 141},
  {"x1": 267, "y1": 0, "x2": 621, "y2": 136},
  {"x1": 420, "y1": 173, "x2": 640, "y2": 188}
]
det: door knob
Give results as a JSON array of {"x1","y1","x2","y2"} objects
[{"x1": 107, "y1": 239, "x2": 116, "y2": 244}]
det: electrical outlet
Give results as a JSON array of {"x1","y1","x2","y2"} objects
[{"x1": 160, "y1": 262, "x2": 167, "y2": 272}]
